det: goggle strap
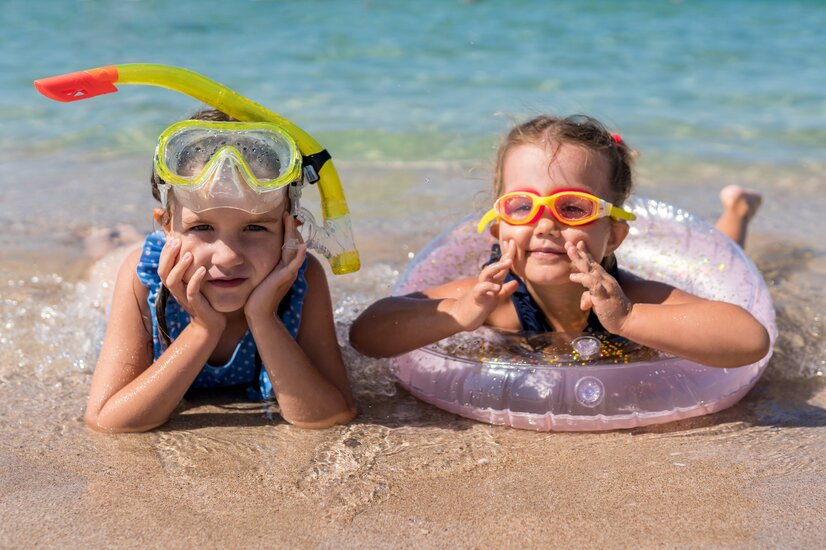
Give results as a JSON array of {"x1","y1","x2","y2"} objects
[
  {"x1": 158, "y1": 183, "x2": 170, "y2": 209},
  {"x1": 302, "y1": 149, "x2": 331, "y2": 184},
  {"x1": 608, "y1": 205, "x2": 637, "y2": 221},
  {"x1": 477, "y1": 208, "x2": 498, "y2": 233},
  {"x1": 289, "y1": 181, "x2": 303, "y2": 215}
]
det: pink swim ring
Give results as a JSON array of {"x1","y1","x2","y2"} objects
[{"x1": 390, "y1": 197, "x2": 776, "y2": 431}]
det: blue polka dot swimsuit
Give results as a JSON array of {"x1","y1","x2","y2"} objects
[{"x1": 136, "y1": 231, "x2": 308, "y2": 401}]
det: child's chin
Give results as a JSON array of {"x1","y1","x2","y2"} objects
[
  {"x1": 204, "y1": 293, "x2": 250, "y2": 314},
  {"x1": 524, "y1": 264, "x2": 570, "y2": 285}
]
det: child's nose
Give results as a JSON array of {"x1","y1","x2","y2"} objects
[
  {"x1": 210, "y1": 238, "x2": 244, "y2": 268},
  {"x1": 534, "y1": 210, "x2": 562, "y2": 235}
]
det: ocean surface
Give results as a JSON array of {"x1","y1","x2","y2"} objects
[{"x1": 2, "y1": 1, "x2": 826, "y2": 545}]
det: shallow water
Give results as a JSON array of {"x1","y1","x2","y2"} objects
[{"x1": 3, "y1": 0, "x2": 826, "y2": 546}]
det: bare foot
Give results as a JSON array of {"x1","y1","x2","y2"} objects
[
  {"x1": 720, "y1": 185, "x2": 762, "y2": 222},
  {"x1": 716, "y1": 185, "x2": 762, "y2": 247}
]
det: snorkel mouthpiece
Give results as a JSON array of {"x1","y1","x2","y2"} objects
[
  {"x1": 33, "y1": 66, "x2": 119, "y2": 102},
  {"x1": 34, "y1": 64, "x2": 360, "y2": 274}
]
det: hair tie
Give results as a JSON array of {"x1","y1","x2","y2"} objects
[{"x1": 610, "y1": 133, "x2": 623, "y2": 145}]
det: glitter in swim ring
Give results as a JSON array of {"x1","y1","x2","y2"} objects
[{"x1": 389, "y1": 197, "x2": 776, "y2": 432}]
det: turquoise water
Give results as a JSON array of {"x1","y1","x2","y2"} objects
[
  {"x1": 1, "y1": 0, "x2": 825, "y2": 382},
  {"x1": 3, "y1": 0, "x2": 826, "y2": 166}
]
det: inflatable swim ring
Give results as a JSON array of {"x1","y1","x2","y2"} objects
[{"x1": 389, "y1": 197, "x2": 776, "y2": 431}]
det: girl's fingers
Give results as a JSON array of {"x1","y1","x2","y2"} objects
[
  {"x1": 565, "y1": 241, "x2": 592, "y2": 273},
  {"x1": 280, "y1": 213, "x2": 303, "y2": 264},
  {"x1": 186, "y1": 266, "x2": 207, "y2": 304},
  {"x1": 165, "y1": 250, "x2": 193, "y2": 290},
  {"x1": 473, "y1": 281, "x2": 501, "y2": 297},
  {"x1": 500, "y1": 239, "x2": 515, "y2": 262},
  {"x1": 570, "y1": 265, "x2": 609, "y2": 292},
  {"x1": 501, "y1": 279, "x2": 519, "y2": 297},
  {"x1": 479, "y1": 257, "x2": 511, "y2": 283},
  {"x1": 281, "y1": 244, "x2": 307, "y2": 280},
  {"x1": 290, "y1": 243, "x2": 307, "y2": 268},
  {"x1": 157, "y1": 237, "x2": 181, "y2": 279},
  {"x1": 580, "y1": 290, "x2": 593, "y2": 311}
]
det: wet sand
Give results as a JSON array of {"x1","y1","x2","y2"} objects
[
  {"x1": 3, "y1": 163, "x2": 826, "y2": 548},
  {"x1": 2, "y1": 370, "x2": 826, "y2": 548}
]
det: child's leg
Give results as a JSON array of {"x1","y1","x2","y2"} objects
[{"x1": 716, "y1": 185, "x2": 762, "y2": 248}]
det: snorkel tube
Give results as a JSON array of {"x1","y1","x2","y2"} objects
[{"x1": 34, "y1": 63, "x2": 359, "y2": 274}]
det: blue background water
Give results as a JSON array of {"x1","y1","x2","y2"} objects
[{"x1": 3, "y1": 0, "x2": 825, "y2": 167}]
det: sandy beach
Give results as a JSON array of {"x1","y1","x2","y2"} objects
[
  {"x1": 2, "y1": 174, "x2": 826, "y2": 547},
  {"x1": 2, "y1": 358, "x2": 825, "y2": 548}
]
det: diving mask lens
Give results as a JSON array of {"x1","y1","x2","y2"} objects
[{"x1": 159, "y1": 121, "x2": 302, "y2": 189}]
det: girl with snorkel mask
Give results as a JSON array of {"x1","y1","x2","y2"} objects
[{"x1": 35, "y1": 65, "x2": 357, "y2": 431}]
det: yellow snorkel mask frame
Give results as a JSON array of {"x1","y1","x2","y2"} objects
[{"x1": 34, "y1": 63, "x2": 360, "y2": 275}]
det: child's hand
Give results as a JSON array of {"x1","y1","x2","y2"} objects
[
  {"x1": 158, "y1": 237, "x2": 226, "y2": 333},
  {"x1": 449, "y1": 240, "x2": 519, "y2": 331},
  {"x1": 566, "y1": 240, "x2": 631, "y2": 334},
  {"x1": 244, "y1": 212, "x2": 307, "y2": 323}
]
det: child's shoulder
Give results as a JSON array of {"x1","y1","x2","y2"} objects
[{"x1": 120, "y1": 246, "x2": 151, "y2": 298}]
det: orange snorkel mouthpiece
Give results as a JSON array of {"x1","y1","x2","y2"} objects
[{"x1": 34, "y1": 66, "x2": 120, "y2": 102}]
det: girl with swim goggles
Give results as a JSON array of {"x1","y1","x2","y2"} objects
[
  {"x1": 350, "y1": 114, "x2": 770, "y2": 370},
  {"x1": 85, "y1": 110, "x2": 355, "y2": 432}
]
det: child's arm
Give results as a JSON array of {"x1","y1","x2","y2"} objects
[
  {"x1": 85, "y1": 247, "x2": 226, "y2": 433},
  {"x1": 244, "y1": 215, "x2": 355, "y2": 429},
  {"x1": 567, "y1": 241, "x2": 771, "y2": 368},
  {"x1": 349, "y1": 245, "x2": 519, "y2": 358}
]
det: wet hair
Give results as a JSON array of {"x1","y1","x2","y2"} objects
[
  {"x1": 491, "y1": 114, "x2": 635, "y2": 271},
  {"x1": 492, "y1": 114, "x2": 634, "y2": 205}
]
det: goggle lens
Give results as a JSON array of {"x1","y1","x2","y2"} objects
[
  {"x1": 500, "y1": 194, "x2": 537, "y2": 221},
  {"x1": 553, "y1": 194, "x2": 597, "y2": 221}
]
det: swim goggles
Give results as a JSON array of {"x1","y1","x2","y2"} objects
[
  {"x1": 477, "y1": 189, "x2": 636, "y2": 233},
  {"x1": 154, "y1": 120, "x2": 302, "y2": 214}
]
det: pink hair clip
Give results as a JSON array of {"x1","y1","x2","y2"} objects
[{"x1": 611, "y1": 133, "x2": 623, "y2": 145}]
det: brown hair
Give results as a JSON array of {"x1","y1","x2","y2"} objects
[{"x1": 492, "y1": 114, "x2": 635, "y2": 205}]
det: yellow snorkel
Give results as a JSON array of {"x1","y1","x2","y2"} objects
[{"x1": 34, "y1": 63, "x2": 359, "y2": 274}]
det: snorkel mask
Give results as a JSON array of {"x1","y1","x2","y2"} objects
[
  {"x1": 154, "y1": 120, "x2": 300, "y2": 215},
  {"x1": 34, "y1": 64, "x2": 359, "y2": 274}
]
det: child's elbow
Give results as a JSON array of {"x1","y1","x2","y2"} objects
[
  {"x1": 287, "y1": 407, "x2": 357, "y2": 430},
  {"x1": 749, "y1": 324, "x2": 772, "y2": 364},
  {"x1": 729, "y1": 323, "x2": 772, "y2": 368},
  {"x1": 84, "y1": 408, "x2": 163, "y2": 434},
  {"x1": 348, "y1": 321, "x2": 383, "y2": 358}
]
